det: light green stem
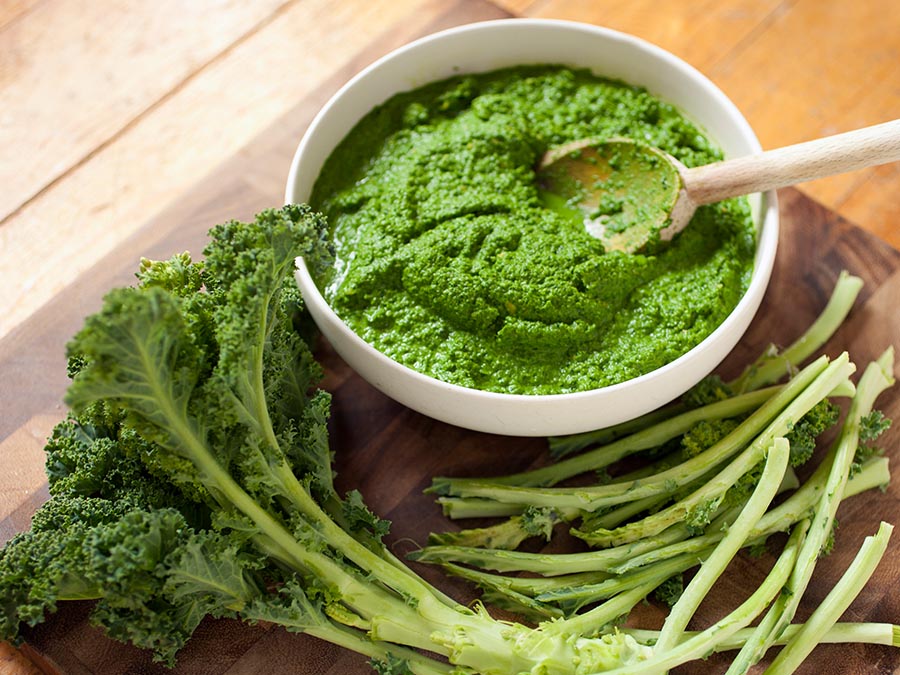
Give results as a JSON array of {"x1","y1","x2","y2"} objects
[
  {"x1": 578, "y1": 356, "x2": 853, "y2": 546},
  {"x1": 763, "y1": 522, "x2": 893, "y2": 674},
  {"x1": 445, "y1": 356, "x2": 840, "y2": 512},
  {"x1": 606, "y1": 520, "x2": 808, "y2": 675},
  {"x1": 611, "y1": 454, "x2": 889, "y2": 575},
  {"x1": 435, "y1": 386, "x2": 777, "y2": 494},
  {"x1": 731, "y1": 271, "x2": 863, "y2": 393},
  {"x1": 624, "y1": 621, "x2": 899, "y2": 650},
  {"x1": 654, "y1": 437, "x2": 790, "y2": 652},
  {"x1": 726, "y1": 349, "x2": 894, "y2": 674}
]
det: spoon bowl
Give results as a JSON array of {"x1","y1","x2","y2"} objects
[
  {"x1": 539, "y1": 120, "x2": 900, "y2": 253},
  {"x1": 537, "y1": 138, "x2": 688, "y2": 253}
]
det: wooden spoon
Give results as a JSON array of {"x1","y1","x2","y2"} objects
[{"x1": 536, "y1": 119, "x2": 900, "y2": 253}]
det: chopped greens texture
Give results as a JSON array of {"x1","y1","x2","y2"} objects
[
  {"x1": 311, "y1": 66, "x2": 757, "y2": 395},
  {"x1": 0, "y1": 210, "x2": 896, "y2": 675}
]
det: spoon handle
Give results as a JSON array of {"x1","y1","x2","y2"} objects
[{"x1": 682, "y1": 119, "x2": 900, "y2": 206}]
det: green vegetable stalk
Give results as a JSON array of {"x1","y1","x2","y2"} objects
[{"x1": 725, "y1": 350, "x2": 896, "y2": 674}]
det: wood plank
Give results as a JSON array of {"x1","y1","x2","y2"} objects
[
  {"x1": 0, "y1": 0, "x2": 291, "y2": 223},
  {"x1": 5, "y1": 0, "x2": 899, "y2": 342},
  {"x1": 488, "y1": 0, "x2": 541, "y2": 13},
  {"x1": 0, "y1": 0, "x2": 439, "y2": 341},
  {"x1": 521, "y1": 0, "x2": 784, "y2": 78},
  {"x1": 840, "y1": 163, "x2": 900, "y2": 243},
  {"x1": 708, "y1": 0, "x2": 900, "y2": 220},
  {"x1": 0, "y1": 416, "x2": 56, "y2": 523},
  {"x1": 0, "y1": 642, "x2": 42, "y2": 675}
]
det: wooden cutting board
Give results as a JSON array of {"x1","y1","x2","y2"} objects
[{"x1": 2, "y1": 1, "x2": 900, "y2": 673}]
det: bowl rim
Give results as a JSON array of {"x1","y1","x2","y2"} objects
[{"x1": 284, "y1": 18, "x2": 779, "y2": 429}]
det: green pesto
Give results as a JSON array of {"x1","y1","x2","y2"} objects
[{"x1": 310, "y1": 66, "x2": 756, "y2": 395}]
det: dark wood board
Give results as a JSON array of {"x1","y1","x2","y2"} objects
[{"x1": 2, "y1": 2, "x2": 900, "y2": 673}]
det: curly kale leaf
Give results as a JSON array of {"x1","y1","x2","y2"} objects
[
  {"x1": 682, "y1": 375, "x2": 734, "y2": 408},
  {"x1": 137, "y1": 252, "x2": 205, "y2": 296},
  {"x1": 653, "y1": 573, "x2": 684, "y2": 609},
  {"x1": 0, "y1": 500, "x2": 206, "y2": 664},
  {"x1": 850, "y1": 410, "x2": 891, "y2": 478},
  {"x1": 2, "y1": 207, "x2": 336, "y2": 660},
  {"x1": 680, "y1": 418, "x2": 740, "y2": 458},
  {"x1": 860, "y1": 409, "x2": 891, "y2": 443},
  {"x1": 685, "y1": 496, "x2": 723, "y2": 535},
  {"x1": 371, "y1": 654, "x2": 415, "y2": 675},
  {"x1": 520, "y1": 506, "x2": 559, "y2": 541},
  {"x1": 342, "y1": 489, "x2": 391, "y2": 542},
  {"x1": 784, "y1": 398, "x2": 840, "y2": 467}
]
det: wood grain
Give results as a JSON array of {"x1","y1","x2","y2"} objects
[
  {"x1": 0, "y1": 642, "x2": 42, "y2": 675},
  {"x1": 0, "y1": 0, "x2": 291, "y2": 223},
  {"x1": 0, "y1": 0, "x2": 438, "y2": 339},
  {"x1": 0, "y1": 0, "x2": 40, "y2": 32},
  {"x1": 521, "y1": 0, "x2": 785, "y2": 69},
  {"x1": 2, "y1": 0, "x2": 899, "y2": 343},
  {"x1": 710, "y1": 0, "x2": 900, "y2": 213},
  {"x1": 0, "y1": 416, "x2": 57, "y2": 523}
]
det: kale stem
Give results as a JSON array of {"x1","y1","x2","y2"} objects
[
  {"x1": 611, "y1": 454, "x2": 889, "y2": 575},
  {"x1": 409, "y1": 521, "x2": 693, "y2": 575},
  {"x1": 654, "y1": 437, "x2": 790, "y2": 652},
  {"x1": 730, "y1": 271, "x2": 863, "y2": 393},
  {"x1": 432, "y1": 386, "x2": 777, "y2": 494},
  {"x1": 546, "y1": 581, "x2": 661, "y2": 637},
  {"x1": 725, "y1": 348, "x2": 895, "y2": 674},
  {"x1": 548, "y1": 404, "x2": 685, "y2": 459},
  {"x1": 576, "y1": 356, "x2": 853, "y2": 545},
  {"x1": 606, "y1": 521, "x2": 809, "y2": 674},
  {"x1": 264, "y1": 604, "x2": 466, "y2": 675},
  {"x1": 536, "y1": 550, "x2": 705, "y2": 608},
  {"x1": 441, "y1": 356, "x2": 837, "y2": 511},
  {"x1": 624, "y1": 621, "x2": 900, "y2": 650},
  {"x1": 439, "y1": 497, "x2": 526, "y2": 520},
  {"x1": 448, "y1": 563, "x2": 609, "y2": 597},
  {"x1": 764, "y1": 522, "x2": 893, "y2": 674}
]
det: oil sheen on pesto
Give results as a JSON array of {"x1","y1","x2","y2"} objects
[{"x1": 311, "y1": 66, "x2": 755, "y2": 396}]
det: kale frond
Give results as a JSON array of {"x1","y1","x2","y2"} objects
[
  {"x1": 784, "y1": 399, "x2": 840, "y2": 467},
  {"x1": 371, "y1": 654, "x2": 415, "y2": 675},
  {"x1": 860, "y1": 410, "x2": 891, "y2": 443},
  {"x1": 653, "y1": 574, "x2": 684, "y2": 608},
  {"x1": 520, "y1": 506, "x2": 559, "y2": 541},
  {"x1": 682, "y1": 375, "x2": 734, "y2": 408},
  {"x1": 342, "y1": 489, "x2": 391, "y2": 542},
  {"x1": 680, "y1": 418, "x2": 740, "y2": 458}
]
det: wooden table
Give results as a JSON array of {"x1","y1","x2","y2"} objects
[{"x1": 2, "y1": 1, "x2": 899, "y2": 673}]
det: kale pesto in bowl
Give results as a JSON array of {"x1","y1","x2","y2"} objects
[
  {"x1": 287, "y1": 19, "x2": 778, "y2": 436},
  {"x1": 310, "y1": 66, "x2": 755, "y2": 396}
]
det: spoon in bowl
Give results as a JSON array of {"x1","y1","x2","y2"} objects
[{"x1": 536, "y1": 119, "x2": 900, "y2": 253}]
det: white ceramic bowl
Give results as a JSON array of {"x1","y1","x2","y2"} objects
[{"x1": 286, "y1": 19, "x2": 778, "y2": 437}]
